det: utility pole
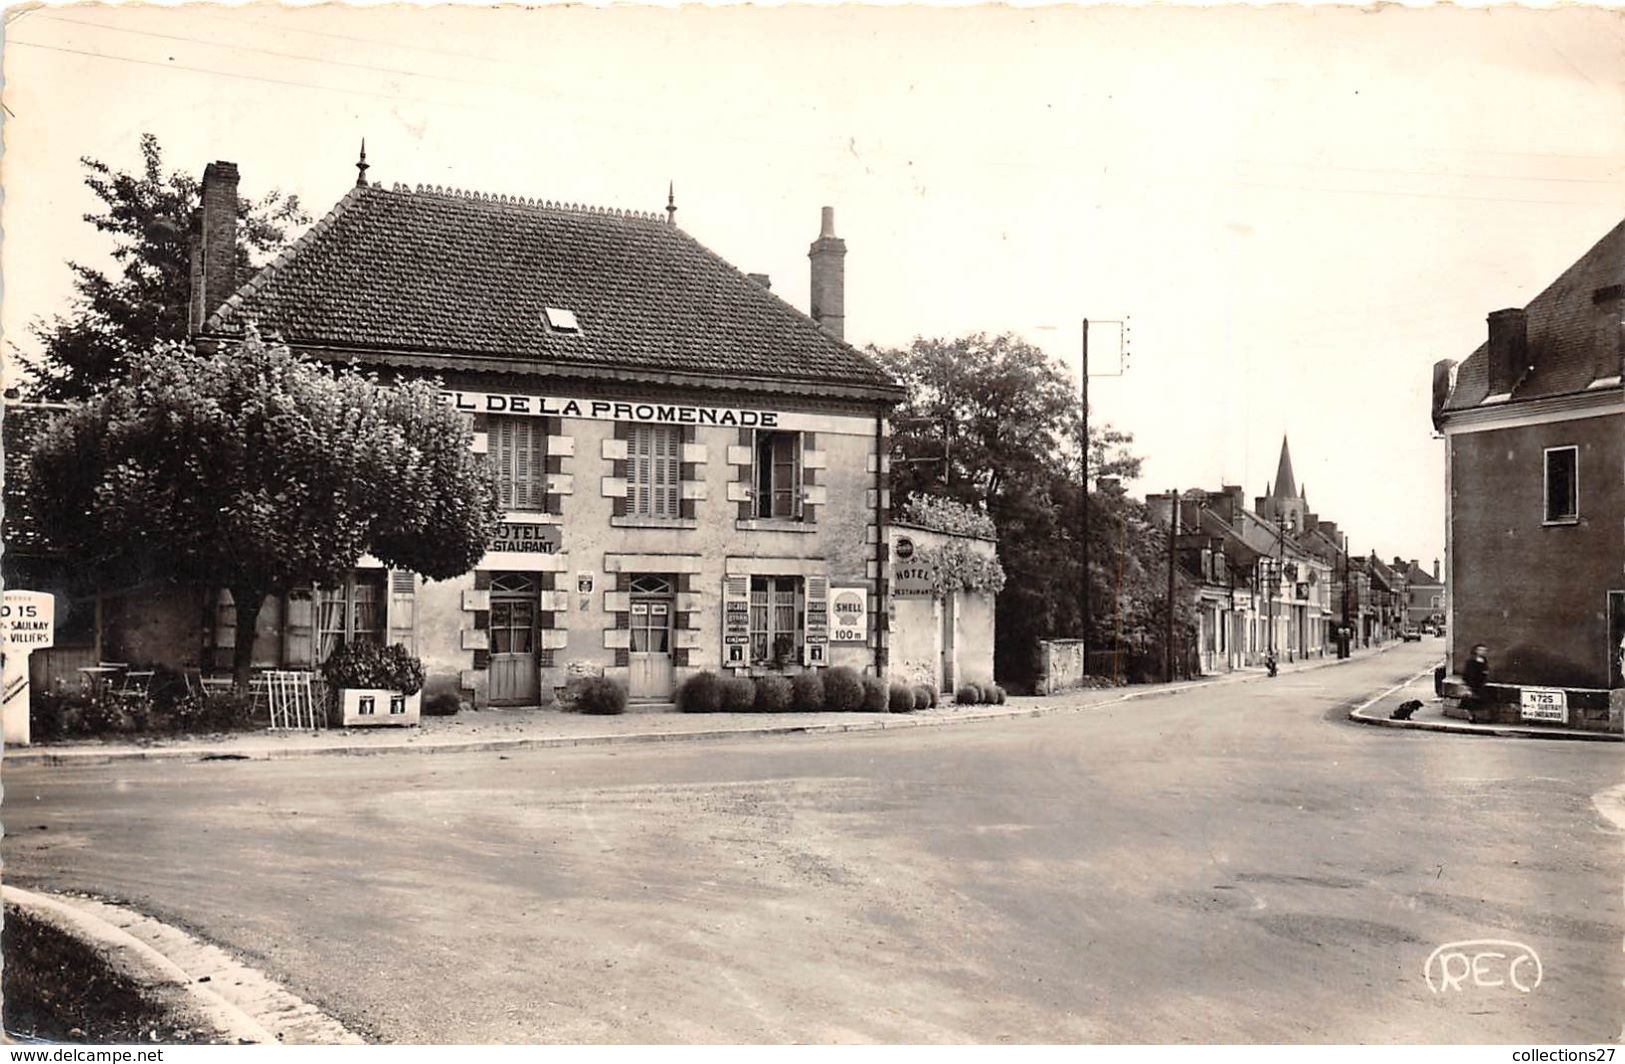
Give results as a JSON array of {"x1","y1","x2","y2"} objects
[
  {"x1": 1341, "y1": 534, "x2": 1351, "y2": 659},
  {"x1": 1165, "y1": 488, "x2": 1178, "y2": 684},
  {"x1": 1080, "y1": 319, "x2": 1090, "y2": 654}
]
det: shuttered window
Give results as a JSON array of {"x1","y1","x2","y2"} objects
[
  {"x1": 629, "y1": 424, "x2": 681, "y2": 518},
  {"x1": 754, "y1": 431, "x2": 801, "y2": 519},
  {"x1": 490, "y1": 416, "x2": 548, "y2": 511}
]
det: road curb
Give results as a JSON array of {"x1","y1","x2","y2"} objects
[
  {"x1": 3, "y1": 888, "x2": 364, "y2": 1045},
  {"x1": 3, "y1": 887, "x2": 278, "y2": 1044},
  {"x1": 1345, "y1": 673, "x2": 1622, "y2": 743},
  {"x1": 7, "y1": 644, "x2": 1401, "y2": 767}
]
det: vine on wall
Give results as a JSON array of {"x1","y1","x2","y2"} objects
[
  {"x1": 915, "y1": 540, "x2": 1007, "y2": 597},
  {"x1": 899, "y1": 493, "x2": 996, "y2": 541}
]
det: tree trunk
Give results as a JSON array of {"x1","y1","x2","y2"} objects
[{"x1": 231, "y1": 587, "x2": 265, "y2": 693}]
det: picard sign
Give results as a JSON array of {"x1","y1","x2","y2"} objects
[{"x1": 443, "y1": 391, "x2": 780, "y2": 429}]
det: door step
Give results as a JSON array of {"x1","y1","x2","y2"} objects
[{"x1": 626, "y1": 700, "x2": 677, "y2": 714}]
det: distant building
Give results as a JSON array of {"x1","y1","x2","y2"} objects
[
  {"x1": 1393, "y1": 558, "x2": 1445, "y2": 627},
  {"x1": 1434, "y1": 218, "x2": 1623, "y2": 731}
]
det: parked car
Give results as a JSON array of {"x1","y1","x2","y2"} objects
[{"x1": 1401, "y1": 626, "x2": 1422, "y2": 642}]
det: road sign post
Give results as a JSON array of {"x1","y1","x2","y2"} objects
[{"x1": 2, "y1": 590, "x2": 56, "y2": 746}]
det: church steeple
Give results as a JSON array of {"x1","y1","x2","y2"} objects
[{"x1": 1272, "y1": 436, "x2": 1297, "y2": 500}]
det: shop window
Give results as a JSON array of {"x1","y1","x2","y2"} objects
[
  {"x1": 754, "y1": 431, "x2": 802, "y2": 519},
  {"x1": 315, "y1": 571, "x2": 386, "y2": 664},
  {"x1": 1544, "y1": 446, "x2": 1578, "y2": 523},
  {"x1": 491, "y1": 416, "x2": 548, "y2": 511},
  {"x1": 629, "y1": 424, "x2": 681, "y2": 519},
  {"x1": 749, "y1": 575, "x2": 801, "y2": 666}
]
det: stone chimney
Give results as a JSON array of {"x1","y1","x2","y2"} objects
[
  {"x1": 192, "y1": 161, "x2": 240, "y2": 331},
  {"x1": 1433, "y1": 558, "x2": 1441, "y2": 582},
  {"x1": 808, "y1": 206, "x2": 846, "y2": 341},
  {"x1": 1486, "y1": 307, "x2": 1529, "y2": 396}
]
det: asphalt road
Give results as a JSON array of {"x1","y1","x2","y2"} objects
[{"x1": 6, "y1": 643, "x2": 1621, "y2": 1043}]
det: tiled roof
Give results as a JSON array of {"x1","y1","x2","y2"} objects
[
  {"x1": 205, "y1": 183, "x2": 901, "y2": 399},
  {"x1": 1445, "y1": 217, "x2": 1625, "y2": 412},
  {"x1": 2, "y1": 403, "x2": 67, "y2": 554}
]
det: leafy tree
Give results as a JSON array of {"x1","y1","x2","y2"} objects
[
  {"x1": 30, "y1": 330, "x2": 502, "y2": 688},
  {"x1": 872, "y1": 332, "x2": 1193, "y2": 688},
  {"x1": 27, "y1": 133, "x2": 308, "y2": 400}
]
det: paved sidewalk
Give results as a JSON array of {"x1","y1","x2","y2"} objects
[
  {"x1": 1347, "y1": 671, "x2": 1621, "y2": 742},
  {"x1": 8, "y1": 643, "x2": 1394, "y2": 766}
]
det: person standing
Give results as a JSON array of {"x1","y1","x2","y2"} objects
[{"x1": 1462, "y1": 643, "x2": 1490, "y2": 724}]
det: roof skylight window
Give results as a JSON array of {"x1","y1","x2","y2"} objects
[{"x1": 543, "y1": 307, "x2": 581, "y2": 333}]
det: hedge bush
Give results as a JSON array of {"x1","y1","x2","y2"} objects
[
  {"x1": 791, "y1": 670, "x2": 825, "y2": 713},
  {"x1": 955, "y1": 683, "x2": 980, "y2": 705},
  {"x1": 861, "y1": 674, "x2": 888, "y2": 713},
  {"x1": 925, "y1": 683, "x2": 939, "y2": 708},
  {"x1": 889, "y1": 684, "x2": 916, "y2": 713},
  {"x1": 678, "y1": 671, "x2": 724, "y2": 713},
  {"x1": 575, "y1": 676, "x2": 627, "y2": 715},
  {"x1": 320, "y1": 642, "x2": 425, "y2": 695},
  {"x1": 822, "y1": 667, "x2": 865, "y2": 713},
  {"x1": 754, "y1": 674, "x2": 793, "y2": 713},
  {"x1": 993, "y1": 684, "x2": 1008, "y2": 705},
  {"x1": 912, "y1": 685, "x2": 931, "y2": 711},
  {"x1": 720, "y1": 675, "x2": 757, "y2": 712}
]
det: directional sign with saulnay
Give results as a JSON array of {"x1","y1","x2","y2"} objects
[{"x1": 2, "y1": 590, "x2": 55, "y2": 746}]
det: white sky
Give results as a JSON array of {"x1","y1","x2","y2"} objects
[{"x1": 4, "y1": 3, "x2": 1623, "y2": 571}]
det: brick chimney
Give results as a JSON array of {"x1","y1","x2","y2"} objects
[
  {"x1": 1433, "y1": 558, "x2": 1441, "y2": 582},
  {"x1": 191, "y1": 161, "x2": 240, "y2": 331},
  {"x1": 808, "y1": 206, "x2": 846, "y2": 341},
  {"x1": 1486, "y1": 307, "x2": 1529, "y2": 396}
]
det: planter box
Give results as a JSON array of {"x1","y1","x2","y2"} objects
[{"x1": 339, "y1": 688, "x2": 421, "y2": 727}]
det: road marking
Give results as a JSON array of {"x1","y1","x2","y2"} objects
[{"x1": 1349, "y1": 666, "x2": 1438, "y2": 717}]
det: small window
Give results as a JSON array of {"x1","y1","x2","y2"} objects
[
  {"x1": 543, "y1": 307, "x2": 580, "y2": 333},
  {"x1": 754, "y1": 431, "x2": 802, "y2": 519},
  {"x1": 315, "y1": 571, "x2": 386, "y2": 664},
  {"x1": 1544, "y1": 446, "x2": 1578, "y2": 523},
  {"x1": 749, "y1": 575, "x2": 802, "y2": 666}
]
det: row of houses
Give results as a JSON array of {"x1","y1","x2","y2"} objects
[
  {"x1": 3, "y1": 151, "x2": 1000, "y2": 735},
  {"x1": 1147, "y1": 439, "x2": 1446, "y2": 675}
]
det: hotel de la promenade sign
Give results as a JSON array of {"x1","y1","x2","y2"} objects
[{"x1": 440, "y1": 390, "x2": 785, "y2": 429}]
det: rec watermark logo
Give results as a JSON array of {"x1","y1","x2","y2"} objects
[{"x1": 1424, "y1": 939, "x2": 1543, "y2": 993}]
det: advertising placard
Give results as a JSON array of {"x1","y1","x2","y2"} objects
[{"x1": 830, "y1": 586, "x2": 868, "y2": 642}]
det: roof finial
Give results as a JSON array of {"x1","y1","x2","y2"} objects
[
  {"x1": 356, "y1": 138, "x2": 370, "y2": 187},
  {"x1": 666, "y1": 181, "x2": 677, "y2": 226}
]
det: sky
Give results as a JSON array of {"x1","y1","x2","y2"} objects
[{"x1": 4, "y1": 3, "x2": 1623, "y2": 571}]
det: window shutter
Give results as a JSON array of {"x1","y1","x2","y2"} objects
[
  {"x1": 739, "y1": 428, "x2": 756, "y2": 521},
  {"x1": 629, "y1": 424, "x2": 648, "y2": 516},
  {"x1": 283, "y1": 588, "x2": 314, "y2": 667},
  {"x1": 803, "y1": 575, "x2": 829, "y2": 666},
  {"x1": 656, "y1": 427, "x2": 678, "y2": 518},
  {"x1": 495, "y1": 418, "x2": 515, "y2": 509},
  {"x1": 386, "y1": 570, "x2": 417, "y2": 654}
]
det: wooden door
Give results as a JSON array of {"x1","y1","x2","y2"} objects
[
  {"x1": 628, "y1": 575, "x2": 675, "y2": 700},
  {"x1": 489, "y1": 573, "x2": 539, "y2": 706}
]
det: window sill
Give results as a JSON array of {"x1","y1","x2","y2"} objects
[
  {"x1": 736, "y1": 518, "x2": 816, "y2": 534},
  {"x1": 1541, "y1": 517, "x2": 1580, "y2": 527},
  {"x1": 611, "y1": 516, "x2": 698, "y2": 530}
]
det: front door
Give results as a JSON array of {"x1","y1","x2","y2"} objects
[
  {"x1": 489, "y1": 573, "x2": 539, "y2": 706},
  {"x1": 629, "y1": 574, "x2": 675, "y2": 700}
]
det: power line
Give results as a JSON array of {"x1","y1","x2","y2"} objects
[
  {"x1": 186, "y1": 7, "x2": 540, "y2": 71},
  {"x1": 34, "y1": 13, "x2": 498, "y2": 88}
]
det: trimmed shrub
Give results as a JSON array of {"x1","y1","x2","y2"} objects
[
  {"x1": 575, "y1": 676, "x2": 627, "y2": 715},
  {"x1": 169, "y1": 692, "x2": 258, "y2": 733},
  {"x1": 791, "y1": 670, "x2": 825, "y2": 713},
  {"x1": 860, "y1": 674, "x2": 888, "y2": 713},
  {"x1": 754, "y1": 674, "x2": 793, "y2": 713},
  {"x1": 955, "y1": 683, "x2": 980, "y2": 705},
  {"x1": 321, "y1": 642, "x2": 425, "y2": 695},
  {"x1": 822, "y1": 666, "x2": 865, "y2": 713},
  {"x1": 677, "y1": 670, "x2": 724, "y2": 713},
  {"x1": 720, "y1": 675, "x2": 756, "y2": 712},
  {"x1": 994, "y1": 684, "x2": 1008, "y2": 705},
  {"x1": 888, "y1": 684, "x2": 916, "y2": 713},
  {"x1": 912, "y1": 685, "x2": 931, "y2": 711},
  {"x1": 422, "y1": 691, "x2": 463, "y2": 717},
  {"x1": 30, "y1": 689, "x2": 69, "y2": 742},
  {"x1": 925, "y1": 683, "x2": 940, "y2": 708}
]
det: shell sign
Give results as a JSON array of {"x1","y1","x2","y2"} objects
[{"x1": 830, "y1": 586, "x2": 868, "y2": 642}]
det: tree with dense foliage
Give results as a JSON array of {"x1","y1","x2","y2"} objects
[
  {"x1": 26, "y1": 133, "x2": 308, "y2": 400},
  {"x1": 872, "y1": 332, "x2": 1195, "y2": 688},
  {"x1": 31, "y1": 331, "x2": 502, "y2": 688}
]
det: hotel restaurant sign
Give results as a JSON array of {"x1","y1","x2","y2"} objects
[{"x1": 442, "y1": 390, "x2": 781, "y2": 428}]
